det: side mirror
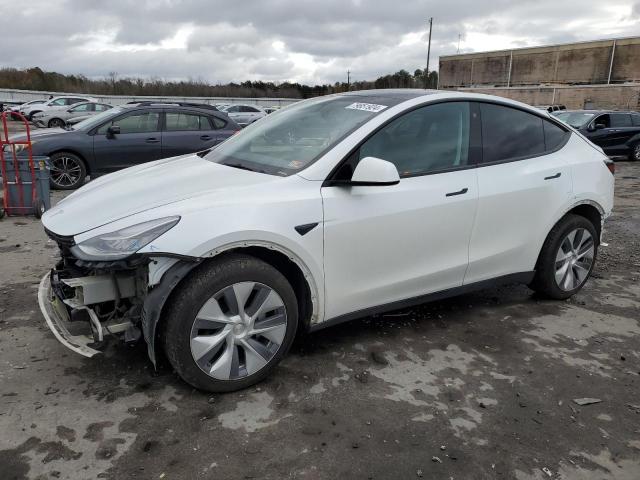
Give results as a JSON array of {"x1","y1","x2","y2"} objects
[
  {"x1": 350, "y1": 156, "x2": 400, "y2": 186},
  {"x1": 594, "y1": 123, "x2": 606, "y2": 130},
  {"x1": 107, "y1": 125, "x2": 120, "y2": 136}
]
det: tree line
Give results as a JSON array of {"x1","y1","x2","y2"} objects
[{"x1": 0, "y1": 67, "x2": 438, "y2": 98}]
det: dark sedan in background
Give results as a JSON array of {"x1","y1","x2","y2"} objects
[
  {"x1": 555, "y1": 110, "x2": 640, "y2": 161},
  {"x1": 11, "y1": 102, "x2": 240, "y2": 189}
]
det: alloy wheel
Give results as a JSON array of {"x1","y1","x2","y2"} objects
[
  {"x1": 554, "y1": 228, "x2": 595, "y2": 291},
  {"x1": 190, "y1": 281, "x2": 287, "y2": 380},
  {"x1": 49, "y1": 118, "x2": 65, "y2": 128},
  {"x1": 50, "y1": 156, "x2": 82, "y2": 188},
  {"x1": 633, "y1": 144, "x2": 640, "y2": 161}
]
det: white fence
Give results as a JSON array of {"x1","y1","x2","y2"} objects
[{"x1": 0, "y1": 88, "x2": 301, "y2": 107}]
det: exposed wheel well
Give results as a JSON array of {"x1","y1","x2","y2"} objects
[
  {"x1": 567, "y1": 203, "x2": 602, "y2": 241},
  {"x1": 227, "y1": 246, "x2": 314, "y2": 332},
  {"x1": 534, "y1": 204, "x2": 603, "y2": 272},
  {"x1": 49, "y1": 149, "x2": 90, "y2": 174}
]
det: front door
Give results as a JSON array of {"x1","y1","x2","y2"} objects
[
  {"x1": 92, "y1": 110, "x2": 162, "y2": 172},
  {"x1": 321, "y1": 101, "x2": 478, "y2": 320}
]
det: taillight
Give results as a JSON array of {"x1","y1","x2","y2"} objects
[{"x1": 604, "y1": 160, "x2": 615, "y2": 175}]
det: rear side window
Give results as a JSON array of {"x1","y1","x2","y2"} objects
[
  {"x1": 480, "y1": 103, "x2": 545, "y2": 163},
  {"x1": 632, "y1": 114, "x2": 640, "y2": 127},
  {"x1": 610, "y1": 113, "x2": 632, "y2": 127},
  {"x1": 543, "y1": 121, "x2": 569, "y2": 151},
  {"x1": 165, "y1": 112, "x2": 210, "y2": 131}
]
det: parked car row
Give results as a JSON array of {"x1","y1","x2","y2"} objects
[{"x1": 9, "y1": 102, "x2": 241, "y2": 189}]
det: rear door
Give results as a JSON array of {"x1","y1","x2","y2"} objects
[
  {"x1": 465, "y1": 102, "x2": 573, "y2": 283},
  {"x1": 161, "y1": 110, "x2": 223, "y2": 157},
  {"x1": 608, "y1": 113, "x2": 635, "y2": 154},
  {"x1": 92, "y1": 109, "x2": 162, "y2": 172}
]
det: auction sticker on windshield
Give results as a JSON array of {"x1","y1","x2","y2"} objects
[{"x1": 345, "y1": 102, "x2": 388, "y2": 113}]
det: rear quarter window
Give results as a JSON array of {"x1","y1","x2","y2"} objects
[{"x1": 543, "y1": 120, "x2": 570, "y2": 151}]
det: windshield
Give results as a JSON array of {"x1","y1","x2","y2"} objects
[
  {"x1": 555, "y1": 112, "x2": 595, "y2": 128},
  {"x1": 71, "y1": 106, "x2": 124, "y2": 131},
  {"x1": 204, "y1": 96, "x2": 391, "y2": 176}
]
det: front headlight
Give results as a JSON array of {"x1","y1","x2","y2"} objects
[
  {"x1": 70, "y1": 216, "x2": 180, "y2": 260},
  {"x1": 2, "y1": 142, "x2": 33, "y2": 154}
]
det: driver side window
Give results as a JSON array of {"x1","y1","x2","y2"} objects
[
  {"x1": 358, "y1": 102, "x2": 470, "y2": 177},
  {"x1": 594, "y1": 114, "x2": 610, "y2": 129},
  {"x1": 97, "y1": 111, "x2": 160, "y2": 134}
]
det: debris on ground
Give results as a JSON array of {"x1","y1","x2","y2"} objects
[{"x1": 573, "y1": 398, "x2": 602, "y2": 406}]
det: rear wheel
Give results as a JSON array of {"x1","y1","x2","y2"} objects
[
  {"x1": 48, "y1": 118, "x2": 65, "y2": 128},
  {"x1": 162, "y1": 254, "x2": 298, "y2": 392},
  {"x1": 49, "y1": 152, "x2": 86, "y2": 190},
  {"x1": 530, "y1": 214, "x2": 598, "y2": 299}
]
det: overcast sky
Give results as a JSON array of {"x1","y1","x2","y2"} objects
[{"x1": 2, "y1": 0, "x2": 639, "y2": 85}]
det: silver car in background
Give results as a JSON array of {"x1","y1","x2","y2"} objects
[
  {"x1": 21, "y1": 95, "x2": 96, "y2": 120},
  {"x1": 32, "y1": 102, "x2": 113, "y2": 128},
  {"x1": 219, "y1": 104, "x2": 266, "y2": 126}
]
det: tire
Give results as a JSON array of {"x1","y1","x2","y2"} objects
[
  {"x1": 630, "y1": 143, "x2": 640, "y2": 162},
  {"x1": 530, "y1": 214, "x2": 598, "y2": 299},
  {"x1": 48, "y1": 118, "x2": 65, "y2": 128},
  {"x1": 33, "y1": 200, "x2": 46, "y2": 219},
  {"x1": 49, "y1": 152, "x2": 87, "y2": 190},
  {"x1": 162, "y1": 253, "x2": 299, "y2": 392}
]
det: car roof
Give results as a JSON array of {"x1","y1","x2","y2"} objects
[{"x1": 559, "y1": 110, "x2": 639, "y2": 114}]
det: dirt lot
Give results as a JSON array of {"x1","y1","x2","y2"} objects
[{"x1": 1, "y1": 124, "x2": 639, "y2": 479}]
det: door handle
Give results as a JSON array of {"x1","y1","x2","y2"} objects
[
  {"x1": 544, "y1": 172, "x2": 561, "y2": 180},
  {"x1": 445, "y1": 187, "x2": 468, "y2": 197},
  {"x1": 146, "y1": 137, "x2": 160, "y2": 143},
  {"x1": 200, "y1": 135, "x2": 212, "y2": 140}
]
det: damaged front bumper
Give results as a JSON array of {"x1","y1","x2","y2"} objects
[
  {"x1": 38, "y1": 228, "x2": 201, "y2": 363},
  {"x1": 38, "y1": 271, "x2": 102, "y2": 357}
]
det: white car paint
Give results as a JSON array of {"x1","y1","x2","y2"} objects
[
  {"x1": 220, "y1": 104, "x2": 266, "y2": 126},
  {"x1": 41, "y1": 90, "x2": 614, "y2": 333},
  {"x1": 21, "y1": 95, "x2": 95, "y2": 118}
]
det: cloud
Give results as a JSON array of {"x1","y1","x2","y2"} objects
[{"x1": 1, "y1": 0, "x2": 638, "y2": 85}]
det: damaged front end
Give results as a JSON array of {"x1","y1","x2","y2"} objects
[{"x1": 38, "y1": 228, "x2": 199, "y2": 362}]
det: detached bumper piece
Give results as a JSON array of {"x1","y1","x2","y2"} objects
[{"x1": 38, "y1": 271, "x2": 102, "y2": 357}]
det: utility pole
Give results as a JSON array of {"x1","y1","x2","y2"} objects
[
  {"x1": 347, "y1": 70, "x2": 351, "y2": 91},
  {"x1": 425, "y1": 17, "x2": 433, "y2": 89},
  {"x1": 457, "y1": 34, "x2": 461, "y2": 54}
]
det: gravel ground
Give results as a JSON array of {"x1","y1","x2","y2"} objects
[{"x1": 1, "y1": 120, "x2": 639, "y2": 479}]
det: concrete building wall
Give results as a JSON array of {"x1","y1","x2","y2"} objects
[
  {"x1": 439, "y1": 37, "x2": 640, "y2": 88},
  {"x1": 458, "y1": 84, "x2": 640, "y2": 110}
]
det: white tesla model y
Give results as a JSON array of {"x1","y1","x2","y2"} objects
[{"x1": 39, "y1": 90, "x2": 614, "y2": 392}]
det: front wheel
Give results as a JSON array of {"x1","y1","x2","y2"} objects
[
  {"x1": 49, "y1": 152, "x2": 87, "y2": 190},
  {"x1": 630, "y1": 143, "x2": 640, "y2": 162},
  {"x1": 162, "y1": 254, "x2": 299, "y2": 392},
  {"x1": 530, "y1": 214, "x2": 598, "y2": 299}
]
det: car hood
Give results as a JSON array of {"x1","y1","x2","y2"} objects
[
  {"x1": 42, "y1": 154, "x2": 278, "y2": 236},
  {"x1": 10, "y1": 128, "x2": 69, "y2": 142}
]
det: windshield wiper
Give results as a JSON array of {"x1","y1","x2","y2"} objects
[{"x1": 223, "y1": 163, "x2": 267, "y2": 174}]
